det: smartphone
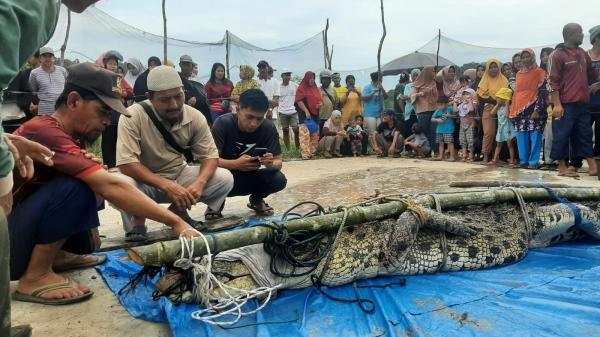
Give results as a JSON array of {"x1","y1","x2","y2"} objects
[{"x1": 251, "y1": 147, "x2": 269, "y2": 157}]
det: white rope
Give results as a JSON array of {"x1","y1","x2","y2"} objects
[{"x1": 174, "y1": 228, "x2": 282, "y2": 326}]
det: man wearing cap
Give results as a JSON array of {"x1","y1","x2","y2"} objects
[
  {"x1": 278, "y1": 69, "x2": 299, "y2": 152},
  {"x1": 179, "y1": 55, "x2": 212, "y2": 124},
  {"x1": 7, "y1": 63, "x2": 198, "y2": 306},
  {"x1": 212, "y1": 89, "x2": 286, "y2": 216},
  {"x1": 1, "y1": 1, "x2": 99, "y2": 334},
  {"x1": 116, "y1": 65, "x2": 234, "y2": 239},
  {"x1": 318, "y1": 69, "x2": 339, "y2": 136},
  {"x1": 28, "y1": 46, "x2": 68, "y2": 115},
  {"x1": 257, "y1": 60, "x2": 280, "y2": 120}
]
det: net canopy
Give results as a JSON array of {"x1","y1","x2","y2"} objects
[
  {"x1": 47, "y1": 5, "x2": 592, "y2": 88},
  {"x1": 47, "y1": 5, "x2": 327, "y2": 82}
]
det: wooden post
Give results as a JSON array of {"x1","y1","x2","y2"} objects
[
  {"x1": 162, "y1": 0, "x2": 168, "y2": 63},
  {"x1": 328, "y1": 44, "x2": 334, "y2": 70},
  {"x1": 377, "y1": 0, "x2": 387, "y2": 113},
  {"x1": 436, "y1": 29, "x2": 441, "y2": 72},
  {"x1": 59, "y1": 9, "x2": 72, "y2": 66},
  {"x1": 225, "y1": 30, "x2": 231, "y2": 79}
]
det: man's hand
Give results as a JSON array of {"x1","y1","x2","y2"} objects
[
  {"x1": 236, "y1": 154, "x2": 261, "y2": 172},
  {"x1": 590, "y1": 82, "x2": 600, "y2": 95},
  {"x1": 185, "y1": 180, "x2": 205, "y2": 200},
  {"x1": 3, "y1": 134, "x2": 54, "y2": 179},
  {"x1": 336, "y1": 130, "x2": 347, "y2": 137},
  {"x1": 531, "y1": 111, "x2": 540, "y2": 120},
  {"x1": 29, "y1": 103, "x2": 38, "y2": 115},
  {"x1": 553, "y1": 104, "x2": 564, "y2": 120},
  {"x1": 80, "y1": 149, "x2": 107, "y2": 169},
  {"x1": 258, "y1": 152, "x2": 274, "y2": 167},
  {"x1": 187, "y1": 97, "x2": 197, "y2": 106},
  {"x1": 171, "y1": 221, "x2": 201, "y2": 239},
  {"x1": 161, "y1": 179, "x2": 197, "y2": 211},
  {"x1": 316, "y1": 102, "x2": 323, "y2": 109}
]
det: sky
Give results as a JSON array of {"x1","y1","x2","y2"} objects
[{"x1": 92, "y1": 0, "x2": 598, "y2": 70}]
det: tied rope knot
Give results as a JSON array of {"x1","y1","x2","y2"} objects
[{"x1": 404, "y1": 198, "x2": 429, "y2": 225}]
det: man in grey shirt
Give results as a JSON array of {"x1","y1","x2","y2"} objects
[{"x1": 29, "y1": 46, "x2": 67, "y2": 115}]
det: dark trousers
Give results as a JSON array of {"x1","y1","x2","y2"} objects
[
  {"x1": 8, "y1": 177, "x2": 100, "y2": 280},
  {"x1": 228, "y1": 169, "x2": 287, "y2": 202},
  {"x1": 590, "y1": 107, "x2": 600, "y2": 156},
  {"x1": 101, "y1": 124, "x2": 118, "y2": 168},
  {"x1": 551, "y1": 103, "x2": 594, "y2": 161},
  {"x1": 1, "y1": 211, "x2": 9, "y2": 335},
  {"x1": 417, "y1": 111, "x2": 435, "y2": 154}
]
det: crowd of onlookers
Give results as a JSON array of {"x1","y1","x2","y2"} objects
[
  {"x1": 7, "y1": 24, "x2": 600, "y2": 179},
  {"x1": 0, "y1": 3, "x2": 599, "y2": 334}
]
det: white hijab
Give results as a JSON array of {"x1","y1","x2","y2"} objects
[{"x1": 124, "y1": 58, "x2": 146, "y2": 86}]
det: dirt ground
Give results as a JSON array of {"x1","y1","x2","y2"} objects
[{"x1": 9, "y1": 157, "x2": 600, "y2": 337}]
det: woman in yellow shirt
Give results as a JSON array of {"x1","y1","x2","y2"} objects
[{"x1": 339, "y1": 75, "x2": 363, "y2": 125}]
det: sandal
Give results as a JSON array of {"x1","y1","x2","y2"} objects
[
  {"x1": 125, "y1": 232, "x2": 148, "y2": 242},
  {"x1": 12, "y1": 277, "x2": 94, "y2": 305},
  {"x1": 247, "y1": 199, "x2": 274, "y2": 216},
  {"x1": 53, "y1": 254, "x2": 107, "y2": 272},
  {"x1": 204, "y1": 202, "x2": 225, "y2": 221}
]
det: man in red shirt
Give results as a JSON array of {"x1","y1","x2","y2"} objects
[
  {"x1": 547, "y1": 23, "x2": 600, "y2": 177},
  {"x1": 9, "y1": 63, "x2": 199, "y2": 306}
]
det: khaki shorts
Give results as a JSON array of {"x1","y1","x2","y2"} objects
[{"x1": 279, "y1": 113, "x2": 299, "y2": 129}]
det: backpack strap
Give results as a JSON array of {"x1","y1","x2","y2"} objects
[{"x1": 139, "y1": 101, "x2": 193, "y2": 162}]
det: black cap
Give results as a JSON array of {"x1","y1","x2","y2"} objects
[
  {"x1": 67, "y1": 63, "x2": 130, "y2": 116},
  {"x1": 257, "y1": 60, "x2": 269, "y2": 68}
]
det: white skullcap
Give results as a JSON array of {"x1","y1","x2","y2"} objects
[{"x1": 147, "y1": 65, "x2": 183, "y2": 91}]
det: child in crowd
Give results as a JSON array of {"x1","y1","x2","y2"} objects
[
  {"x1": 346, "y1": 116, "x2": 364, "y2": 156},
  {"x1": 354, "y1": 115, "x2": 369, "y2": 155},
  {"x1": 489, "y1": 87, "x2": 517, "y2": 167},
  {"x1": 454, "y1": 88, "x2": 477, "y2": 161},
  {"x1": 404, "y1": 123, "x2": 431, "y2": 157},
  {"x1": 431, "y1": 96, "x2": 457, "y2": 161}
]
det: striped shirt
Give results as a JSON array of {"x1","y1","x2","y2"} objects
[{"x1": 29, "y1": 66, "x2": 67, "y2": 115}]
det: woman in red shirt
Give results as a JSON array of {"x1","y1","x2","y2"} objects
[{"x1": 205, "y1": 63, "x2": 234, "y2": 122}]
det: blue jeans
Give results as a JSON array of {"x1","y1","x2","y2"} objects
[{"x1": 515, "y1": 130, "x2": 543, "y2": 166}]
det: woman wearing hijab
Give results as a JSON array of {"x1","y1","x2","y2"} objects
[
  {"x1": 397, "y1": 68, "x2": 420, "y2": 138},
  {"x1": 231, "y1": 64, "x2": 260, "y2": 104},
  {"x1": 435, "y1": 65, "x2": 461, "y2": 98},
  {"x1": 509, "y1": 48, "x2": 548, "y2": 169},
  {"x1": 124, "y1": 58, "x2": 145, "y2": 88},
  {"x1": 318, "y1": 110, "x2": 345, "y2": 158},
  {"x1": 295, "y1": 71, "x2": 323, "y2": 159},
  {"x1": 205, "y1": 62, "x2": 234, "y2": 122},
  {"x1": 476, "y1": 59, "x2": 509, "y2": 163},
  {"x1": 410, "y1": 65, "x2": 438, "y2": 155},
  {"x1": 339, "y1": 75, "x2": 363, "y2": 126}
]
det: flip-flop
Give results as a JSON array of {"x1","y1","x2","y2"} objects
[
  {"x1": 13, "y1": 277, "x2": 93, "y2": 305},
  {"x1": 247, "y1": 200, "x2": 274, "y2": 216},
  {"x1": 125, "y1": 232, "x2": 148, "y2": 242},
  {"x1": 53, "y1": 254, "x2": 107, "y2": 272}
]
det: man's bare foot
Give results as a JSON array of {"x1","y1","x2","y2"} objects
[
  {"x1": 17, "y1": 272, "x2": 90, "y2": 300},
  {"x1": 53, "y1": 251, "x2": 97, "y2": 268},
  {"x1": 433, "y1": 156, "x2": 443, "y2": 161}
]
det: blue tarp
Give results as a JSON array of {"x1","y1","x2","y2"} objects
[{"x1": 97, "y1": 240, "x2": 600, "y2": 337}]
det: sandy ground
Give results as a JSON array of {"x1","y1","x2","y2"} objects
[{"x1": 9, "y1": 157, "x2": 600, "y2": 337}]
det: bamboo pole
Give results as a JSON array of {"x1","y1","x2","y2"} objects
[
  {"x1": 225, "y1": 30, "x2": 230, "y2": 79},
  {"x1": 59, "y1": 9, "x2": 71, "y2": 66},
  {"x1": 449, "y1": 181, "x2": 574, "y2": 189},
  {"x1": 436, "y1": 29, "x2": 441, "y2": 72},
  {"x1": 128, "y1": 187, "x2": 600, "y2": 267},
  {"x1": 162, "y1": 0, "x2": 168, "y2": 63}
]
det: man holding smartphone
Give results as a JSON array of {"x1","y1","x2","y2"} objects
[{"x1": 211, "y1": 89, "x2": 287, "y2": 216}]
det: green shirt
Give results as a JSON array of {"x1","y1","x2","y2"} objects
[{"x1": 0, "y1": 0, "x2": 60, "y2": 177}]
